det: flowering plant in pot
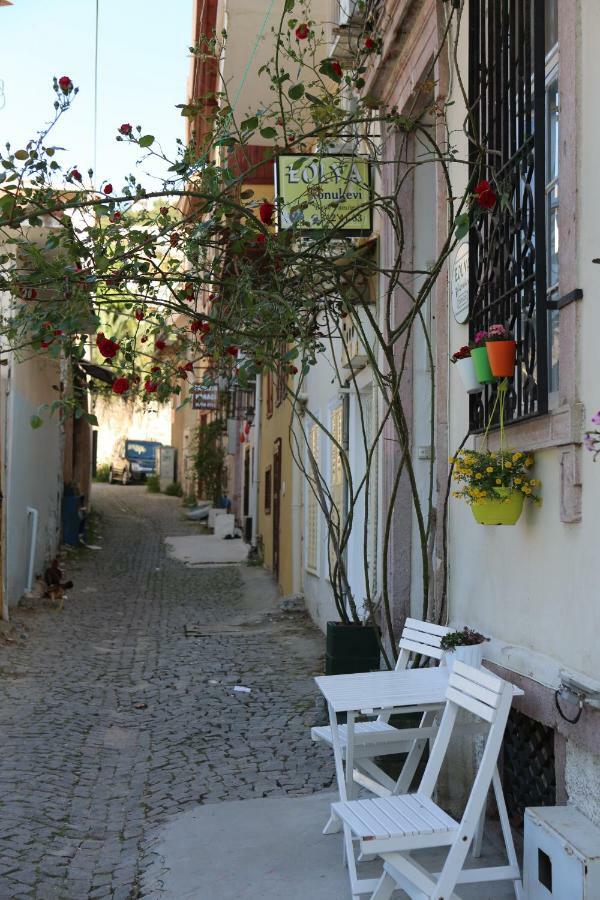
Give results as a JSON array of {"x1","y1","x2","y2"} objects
[
  {"x1": 440, "y1": 627, "x2": 489, "y2": 668},
  {"x1": 451, "y1": 448, "x2": 540, "y2": 525},
  {"x1": 485, "y1": 323, "x2": 517, "y2": 378},
  {"x1": 469, "y1": 331, "x2": 496, "y2": 384},
  {"x1": 450, "y1": 345, "x2": 481, "y2": 394}
]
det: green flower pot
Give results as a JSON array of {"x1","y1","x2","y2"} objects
[
  {"x1": 470, "y1": 346, "x2": 496, "y2": 384},
  {"x1": 471, "y1": 488, "x2": 524, "y2": 526}
]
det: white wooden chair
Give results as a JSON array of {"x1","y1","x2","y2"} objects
[
  {"x1": 312, "y1": 618, "x2": 451, "y2": 804},
  {"x1": 331, "y1": 661, "x2": 523, "y2": 900}
]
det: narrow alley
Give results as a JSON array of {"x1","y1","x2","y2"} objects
[{"x1": 0, "y1": 486, "x2": 334, "y2": 900}]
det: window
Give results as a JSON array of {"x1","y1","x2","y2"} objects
[
  {"x1": 264, "y1": 466, "x2": 272, "y2": 514},
  {"x1": 306, "y1": 424, "x2": 319, "y2": 572},
  {"x1": 276, "y1": 364, "x2": 287, "y2": 406},
  {"x1": 468, "y1": 0, "x2": 558, "y2": 430},
  {"x1": 329, "y1": 405, "x2": 344, "y2": 574}
]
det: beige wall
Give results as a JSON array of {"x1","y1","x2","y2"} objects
[{"x1": 94, "y1": 396, "x2": 172, "y2": 466}]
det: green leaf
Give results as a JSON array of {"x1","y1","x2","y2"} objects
[
  {"x1": 284, "y1": 0, "x2": 294, "y2": 10},
  {"x1": 14, "y1": 150, "x2": 28, "y2": 160},
  {"x1": 288, "y1": 83, "x2": 305, "y2": 100},
  {"x1": 241, "y1": 116, "x2": 258, "y2": 131},
  {"x1": 139, "y1": 135, "x2": 155, "y2": 148},
  {"x1": 454, "y1": 213, "x2": 471, "y2": 239},
  {"x1": 259, "y1": 127, "x2": 277, "y2": 139},
  {"x1": 30, "y1": 414, "x2": 43, "y2": 429}
]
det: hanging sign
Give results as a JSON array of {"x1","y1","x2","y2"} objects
[
  {"x1": 191, "y1": 383, "x2": 219, "y2": 411},
  {"x1": 275, "y1": 154, "x2": 372, "y2": 236},
  {"x1": 451, "y1": 241, "x2": 470, "y2": 324}
]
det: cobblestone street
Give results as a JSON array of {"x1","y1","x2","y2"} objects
[{"x1": 0, "y1": 485, "x2": 334, "y2": 900}]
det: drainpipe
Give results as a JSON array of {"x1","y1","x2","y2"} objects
[{"x1": 250, "y1": 375, "x2": 261, "y2": 551}]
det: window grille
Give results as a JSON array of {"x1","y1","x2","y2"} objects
[{"x1": 468, "y1": 0, "x2": 549, "y2": 430}]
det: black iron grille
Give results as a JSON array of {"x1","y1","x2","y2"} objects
[
  {"x1": 468, "y1": 0, "x2": 548, "y2": 430},
  {"x1": 503, "y1": 708, "x2": 556, "y2": 829}
]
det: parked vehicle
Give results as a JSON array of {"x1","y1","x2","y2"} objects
[{"x1": 108, "y1": 439, "x2": 162, "y2": 485}]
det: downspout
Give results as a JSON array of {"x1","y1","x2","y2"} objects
[{"x1": 250, "y1": 374, "x2": 262, "y2": 551}]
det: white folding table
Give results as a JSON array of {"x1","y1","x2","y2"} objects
[{"x1": 315, "y1": 666, "x2": 522, "y2": 898}]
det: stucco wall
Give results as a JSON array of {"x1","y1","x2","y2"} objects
[
  {"x1": 2, "y1": 354, "x2": 63, "y2": 608},
  {"x1": 94, "y1": 396, "x2": 173, "y2": 467}
]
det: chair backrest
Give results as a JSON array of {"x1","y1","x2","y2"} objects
[
  {"x1": 418, "y1": 661, "x2": 513, "y2": 801},
  {"x1": 395, "y1": 617, "x2": 452, "y2": 671}
]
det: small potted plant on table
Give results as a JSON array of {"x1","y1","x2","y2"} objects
[{"x1": 440, "y1": 627, "x2": 489, "y2": 669}]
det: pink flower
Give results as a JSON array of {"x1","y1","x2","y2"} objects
[
  {"x1": 474, "y1": 330, "x2": 488, "y2": 345},
  {"x1": 591, "y1": 411, "x2": 600, "y2": 426}
]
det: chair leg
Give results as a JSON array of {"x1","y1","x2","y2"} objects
[
  {"x1": 471, "y1": 803, "x2": 485, "y2": 858},
  {"x1": 394, "y1": 710, "x2": 437, "y2": 794},
  {"x1": 492, "y1": 767, "x2": 523, "y2": 900},
  {"x1": 323, "y1": 811, "x2": 342, "y2": 835},
  {"x1": 370, "y1": 871, "x2": 396, "y2": 900}
]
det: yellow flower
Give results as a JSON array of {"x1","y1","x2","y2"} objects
[
  {"x1": 525, "y1": 456, "x2": 534, "y2": 466},
  {"x1": 512, "y1": 452, "x2": 523, "y2": 461},
  {"x1": 530, "y1": 479, "x2": 540, "y2": 487},
  {"x1": 475, "y1": 473, "x2": 483, "y2": 480},
  {"x1": 496, "y1": 478, "x2": 502, "y2": 484},
  {"x1": 504, "y1": 461, "x2": 512, "y2": 469},
  {"x1": 486, "y1": 466, "x2": 494, "y2": 473},
  {"x1": 522, "y1": 486, "x2": 532, "y2": 494},
  {"x1": 514, "y1": 477, "x2": 522, "y2": 484},
  {"x1": 448, "y1": 456, "x2": 456, "y2": 464}
]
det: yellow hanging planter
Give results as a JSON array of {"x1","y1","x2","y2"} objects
[{"x1": 470, "y1": 487, "x2": 524, "y2": 526}]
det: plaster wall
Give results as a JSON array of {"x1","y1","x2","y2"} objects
[
  {"x1": 2, "y1": 353, "x2": 63, "y2": 608},
  {"x1": 94, "y1": 396, "x2": 172, "y2": 467}
]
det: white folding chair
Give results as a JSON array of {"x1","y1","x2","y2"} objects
[
  {"x1": 332, "y1": 661, "x2": 523, "y2": 899},
  {"x1": 312, "y1": 619, "x2": 452, "y2": 809}
]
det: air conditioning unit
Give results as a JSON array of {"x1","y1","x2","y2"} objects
[{"x1": 524, "y1": 806, "x2": 600, "y2": 899}]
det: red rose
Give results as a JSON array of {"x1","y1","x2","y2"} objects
[
  {"x1": 259, "y1": 201, "x2": 275, "y2": 225},
  {"x1": 288, "y1": 364, "x2": 298, "y2": 374},
  {"x1": 40, "y1": 340, "x2": 52, "y2": 349},
  {"x1": 135, "y1": 308, "x2": 144, "y2": 321},
  {"x1": 185, "y1": 282, "x2": 194, "y2": 297},
  {"x1": 155, "y1": 339, "x2": 166, "y2": 351},
  {"x1": 160, "y1": 207, "x2": 169, "y2": 216},
  {"x1": 255, "y1": 233, "x2": 266, "y2": 245},
  {"x1": 169, "y1": 233, "x2": 179, "y2": 246},
  {"x1": 364, "y1": 37, "x2": 375, "y2": 50},
  {"x1": 119, "y1": 123, "x2": 133, "y2": 135},
  {"x1": 103, "y1": 183, "x2": 113, "y2": 195},
  {"x1": 226, "y1": 346, "x2": 238, "y2": 357},
  {"x1": 53, "y1": 329, "x2": 63, "y2": 336},
  {"x1": 295, "y1": 23, "x2": 309, "y2": 40},
  {"x1": 112, "y1": 376, "x2": 130, "y2": 395},
  {"x1": 110, "y1": 212, "x2": 121, "y2": 223},
  {"x1": 96, "y1": 333, "x2": 120, "y2": 359},
  {"x1": 58, "y1": 76, "x2": 73, "y2": 94},
  {"x1": 184, "y1": 361, "x2": 193, "y2": 371},
  {"x1": 144, "y1": 380, "x2": 158, "y2": 393},
  {"x1": 176, "y1": 367, "x2": 187, "y2": 379},
  {"x1": 331, "y1": 61, "x2": 343, "y2": 78},
  {"x1": 141, "y1": 336, "x2": 148, "y2": 343},
  {"x1": 151, "y1": 366, "x2": 161, "y2": 373},
  {"x1": 70, "y1": 169, "x2": 82, "y2": 182},
  {"x1": 474, "y1": 179, "x2": 497, "y2": 210}
]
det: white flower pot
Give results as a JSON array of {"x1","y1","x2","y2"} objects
[
  {"x1": 455, "y1": 356, "x2": 483, "y2": 394},
  {"x1": 443, "y1": 643, "x2": 484, "y2": 670}
]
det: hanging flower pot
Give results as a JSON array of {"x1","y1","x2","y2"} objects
[
  {"x1": 486, "y1": 339, "x2": 517, "y2": 378},
  {"x1": 471, "y1": 487, "x2": 524, "y2": 525},
  {"x1": 485, "y1": 323, "x2": 516, "y2": 378},
  {"x1": 456, "y1": 356, "x2": 482, "y2": 393},
  {"x1": 450, "y1": 345, "x2": 482, "y2": 394},
  {"x1": 470, "y1": 346, "x2": 495, "y2": 384}
]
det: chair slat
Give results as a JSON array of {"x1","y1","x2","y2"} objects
[
  {"x1": 379, "y1": 796, "x2": 434, "y2": 834},
  {"x1": 405, "y1": 618, "x2": 450, "y2": 638},
  {"x1": 449, "y1": 672, "x2": 502, "y2": 709},
  {"x1": 402, "y1": 627, "x2": 445, "y2": 647},
  {"x1": 452, "y1": 660, "x2": 502, "y2": 692},
  {"x1": 398, "y1": 637, "x2": 444, "y2": 659},
  {"x1": 445, "y1": 686, "x2": 497, "y2": 723}
]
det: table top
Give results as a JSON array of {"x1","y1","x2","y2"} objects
[{"x1": 315, "y1": 666, "x2": 450, "y2": 714}]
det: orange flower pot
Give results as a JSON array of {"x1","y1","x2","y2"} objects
[{"x1": 486, "y1": 340, "x2": 516, "y2": 378}]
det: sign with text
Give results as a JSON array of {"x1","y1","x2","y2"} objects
[
  {"x1": 191, "y1": 383, "x2": 219, "y2": 411},
  {"x1": 275, "y1": 154, "x2": 372, "y2": 236},
  {"x1": 451, "y1": 241, "x2": 470, "y2": 324}
]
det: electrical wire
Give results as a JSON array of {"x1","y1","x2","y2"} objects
[{"x1": 230, "y1": 0, "x2": 276, "y2": 112}]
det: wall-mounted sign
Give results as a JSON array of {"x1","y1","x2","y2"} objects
[
  {"x1": 451, "y1": 241, "x2": 470, "y2": 324},
  {"x1": 275, "y1": 154, "x2": 372, "y2": 236},
  {"x1": 191, "y1": 383, "x2": 219, "y2": 411}
]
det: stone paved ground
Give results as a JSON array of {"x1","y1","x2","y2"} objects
[{"x1": 0, "y1": 484, "x2": 334, "y2": 900}]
